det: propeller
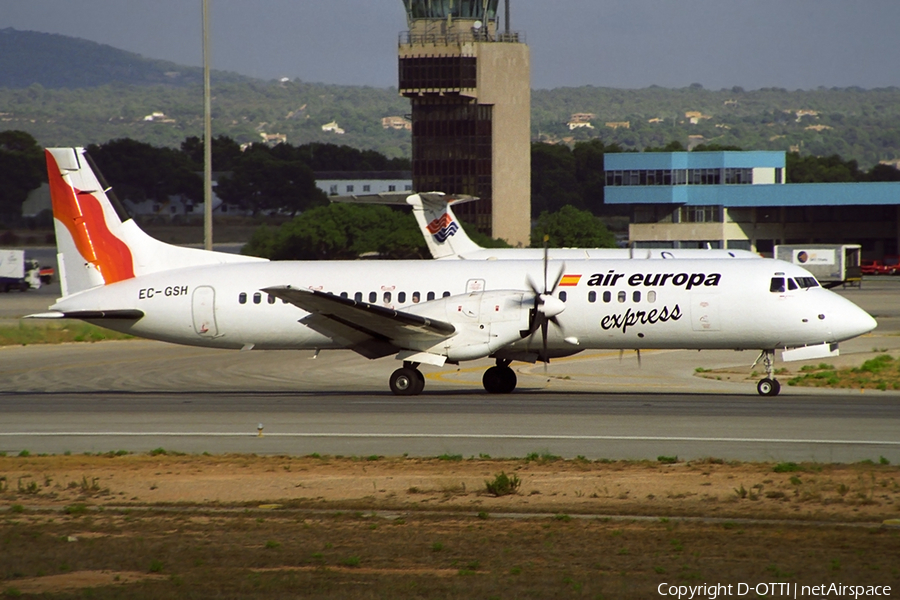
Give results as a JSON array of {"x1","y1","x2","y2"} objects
[{"x1": 522, "y1": 235, "x2": 567, "y2": 367}]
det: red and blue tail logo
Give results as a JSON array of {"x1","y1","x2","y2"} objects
[{"x1": 426, "y1": 213, "x2": 458, "y2": 242}]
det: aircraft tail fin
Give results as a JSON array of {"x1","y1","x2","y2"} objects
[
  {"x1": 330, "y1": 191, "x2": 483, "y2": 259},
  {"x1": 45, "y1": 147, "x2": 264, "y2": 297}
]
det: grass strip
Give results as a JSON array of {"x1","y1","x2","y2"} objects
[{"x1": 0, "y1": 321, "x2": 133, "y2": 347}]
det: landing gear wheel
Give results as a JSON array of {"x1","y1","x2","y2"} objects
[
  {"x1": 483, "y1": 365, "x2": 517, "y2": 394},
  {"x1": 390, "y1": 367, "x2": 424, "y2": 396},
  {"x1": 757, "y1": 378, "x2": 781, "y2": 397},
  {"x1": 412, "y1": 368, "x2": 425, "y2": 395}
]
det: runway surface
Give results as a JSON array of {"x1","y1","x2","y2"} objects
[{"x1": 2, "y1": 279, "x2": 899, "y2": 462}]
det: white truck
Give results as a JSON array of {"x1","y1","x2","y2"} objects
[
  {"x1": 0, "y1": 249, "x2": 42, "y2": 292},
  {"x1": 774, "y1": 244, "x2": 862, "y2": 288}
]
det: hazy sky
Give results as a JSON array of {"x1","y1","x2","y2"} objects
[{"x1": 4, "y1": 0, "x2": 900, "y2": 90}]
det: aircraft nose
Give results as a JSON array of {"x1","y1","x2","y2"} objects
[{"x1": 827, "y1": 295, "x2": 877, "y2": 341}]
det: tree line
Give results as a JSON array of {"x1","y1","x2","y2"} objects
[{"x1": 3, "y1": 130, "x2": 898, "y2": 258}]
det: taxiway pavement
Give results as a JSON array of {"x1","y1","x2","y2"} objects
[{"x1": 1, "y1": 279, "x2": 898, "y2": 462}]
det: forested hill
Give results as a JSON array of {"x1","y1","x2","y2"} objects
[
  {"x1": 0, "y1": 28, "x2": 248, "y2": 88},
  {"x1": 2, "y1": 29, "x2": 900, "y2": 166},
  {"x1": 532, "y1": 85, "x2": 900, "y2": 168}
]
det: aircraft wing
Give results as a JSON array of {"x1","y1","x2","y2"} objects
[{"x1": 262, "y1": 286, "x2": 456, "y2": 359}]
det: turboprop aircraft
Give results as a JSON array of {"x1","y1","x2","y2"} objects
[
  {"x1": 331, "y1": 192, "x2": 760, "y2": 260},
  {"x1": 31, "y1": 148, "x2": 876, "y2": 397}
]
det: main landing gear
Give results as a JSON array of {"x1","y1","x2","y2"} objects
[
  {"x1": 389, "y1": 362, "x2": 425, "y2": 396},
  {"x1": 388, "y1": 360, "x2": 519, "y2": 396},
  {"x1": 482, "y1": 359, "x2": 517, "y2": 394},
  {"x1": 754, "y1": 350, "x2": 781, "y2": 397}
]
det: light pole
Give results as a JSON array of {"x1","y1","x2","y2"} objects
[{"x1": 202, "y1": 0, "x2": 213, "y2": 251}]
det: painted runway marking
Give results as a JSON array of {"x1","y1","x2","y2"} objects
[{"x1": 0, "y1": 432, "x2": 898, "y2": 446}]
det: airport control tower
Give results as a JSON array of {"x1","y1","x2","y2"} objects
[{"x1": 399, "y1": 0, "x2": 530, "y2": 246}]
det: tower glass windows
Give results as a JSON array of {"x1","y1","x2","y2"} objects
[{"x1": 410, "y1": 99, "x2": 493, "y2": 232}]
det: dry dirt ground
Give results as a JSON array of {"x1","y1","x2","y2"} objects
[{"x1": 2, "y1": 455, "x2": 900, "y2": 598}]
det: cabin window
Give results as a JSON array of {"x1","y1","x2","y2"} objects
[
  {"x1": 427, "y1": 291, "x2": 435, "y2": 301},
  {"x1": 633, "y1": 291, "x2": 641, "y2": 302},
  {"x1": 253, "y1": 292, "x2": 262, "y2": 304},
  {"x1": 770, "y1": 277, "x2": 786, "y2": 293},
  {"x1": 398, "y1": 291, "x2": 406, "y2": 303},
  {"x1": 617, "y1": 291, "x2": 627, "y2": 303},
  {"x1": 647, "y1": 290, "x2": 657, "y2": 303},
  {"x1": 588, "y1": 291, "x2": 596, "y2": 303},
  {"x1": 787, "y1": 278, "x2": 798, "y2": 291},
  {"x1": 412, "y1": 291, "x2": 421, "y2": 303},
  {"x1": 238, "y1": 292, "x2": 247, "y2": 304},
  {"x1": 339, "y1": 292, "x2": 348, "y2": 299},
  {"x1": 559, "y1": 291, "x2": 567, "y2": 302},
  {"x1": 369, "y1": 291, "x2": 377, "y2": 303},
  {"x1": 383, "y1": 291, "x2": 392, "y2": 303},
  {"x1": 442, "y1": 291, "x2": 450, "y2": 298},
  {"x1": 603, "y1": 291, "x2": 612, "y2": 303},
  {"x1": 354, "y1": 292, "x2": 362, "y2": 302},
  {"x1": 267, "y1": 294, "x2": 276, "y2": 304}
]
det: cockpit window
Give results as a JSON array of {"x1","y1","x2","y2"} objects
[
  {"x1": 796, "y1": 277, "x2": 819, "y2": 289},
  {"x1": 769, "y1": 277, "x2": 786, "y2": 293},
  {"x1": 787, "y1": 278, "x2": 798, "y2": 291}
]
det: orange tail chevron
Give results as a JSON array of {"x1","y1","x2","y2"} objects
[{"x1": 46, "y1": 149, "x2": 135, "y2": 284}]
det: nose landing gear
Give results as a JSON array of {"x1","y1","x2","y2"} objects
[{"x1": 753, "y1": 350, "x2": 781, "y2": 396}]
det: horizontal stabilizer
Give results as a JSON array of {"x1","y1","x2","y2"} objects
[
  {"x1": 330, "y1": 192, "x2": 477, "y2": 207},
  {"x1": 25, "y1": 309, "x2": 144, "y2": 320}
]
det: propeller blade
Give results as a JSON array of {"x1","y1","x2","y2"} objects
[
  {"x1": 541, "y1": 319, "x2": 549, "y2": 374},
  {"x1": 548, "y1": 262, "x2": 566, "y2": 295},
  {"x1": 542, "y1": 234, "x2": 549, "y2": 292}
]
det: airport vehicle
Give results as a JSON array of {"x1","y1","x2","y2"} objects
[
  {"x1": 332, "y1": 192, "x2": 759, "y2": 260},
  {"x1": 30, "y1": 148, "x2": 877, "y2": 397},
  {"x1": 861, "y1": 260, "x2": 889, "y2": 276},
  {"x1": 0, "y1": 249, "x2": 42, "y2": 292},
  {"x1": 775, "y1": 244, "x2": 862, "y2": 287}
]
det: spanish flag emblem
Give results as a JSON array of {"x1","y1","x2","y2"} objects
[{"x1": 559, "y1": 274, "x2": 582, "y2": 287}]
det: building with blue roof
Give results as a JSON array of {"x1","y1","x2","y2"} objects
[{"x1": 604, "y1": 151, "x2": 900, "y2": 257}]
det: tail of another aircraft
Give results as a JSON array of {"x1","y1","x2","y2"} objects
[
  {"x1": 45, "y1": 147, "x2": 264, "y2": 297},
  {"x1": 330, "y1": 191, "x2": 482, "y2": 259}
]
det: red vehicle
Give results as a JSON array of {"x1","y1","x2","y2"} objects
[
  {"x1": 862, "y1": 257, "x2": 900, "y2": 275},
  {"x1": 862, "y1": 260, "x2": 886, "y2": 275}
]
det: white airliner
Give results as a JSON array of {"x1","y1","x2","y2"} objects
[
  {"x1": 331, "y1": 192, "x2": 759, "y2": 260},
  {"x1": 31, "y1": 148, "x2": 876, "y2": 397}
]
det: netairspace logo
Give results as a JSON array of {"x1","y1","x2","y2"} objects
[{"x1": 657, "y1": 582, "x2": 892, "y2": 599}]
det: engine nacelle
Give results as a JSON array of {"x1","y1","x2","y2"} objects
[{"x1": 406, "y1": 289, "x2": 532, "y2": 361}]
